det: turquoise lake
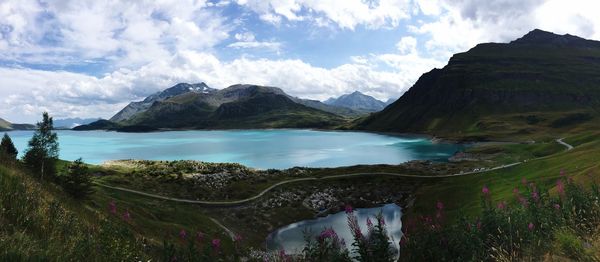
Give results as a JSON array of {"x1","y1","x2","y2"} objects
[{"x1": 7, "y1": 130, "x2": 462, "y2": 169}]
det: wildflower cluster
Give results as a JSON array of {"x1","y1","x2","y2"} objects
[{"x1": 402, "y1": 172, "x2": 600, "y2": 261}]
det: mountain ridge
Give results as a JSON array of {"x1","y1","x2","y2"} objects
[
  {"x1": 324, "y1": 91, "x2": 387, "y2": 112},
  {"x1": 356, "y1": 29, "x2": 600, "y2": 140},
  {"x1": 78, "y1": 84, "x2": 346, "y2": 131},
  {"x1": 110, "y1": 83, "x2": 217, "y2": 122}
]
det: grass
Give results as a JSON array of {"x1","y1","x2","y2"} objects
[
  {"x1": 407, "y1": 133, "x2": 600, "y2": 221},
  {"x1": 0, "y1": 161, "x2": 239, "y2": 260}
]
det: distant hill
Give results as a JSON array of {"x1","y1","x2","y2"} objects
[
  {"x1": 0, "y1": 117, "x2": 35, "y2": 131},
  {"x1": 72, "y1": 119, "x2": 121, "y2": 131},
  {"x1": 78, "y1": 84, "x2": 346, "y2": 131},
  {"x1": 292, "y1": 98, "x2": 364, "y2": 117},
  {"x1": 55, "y1": 118, "x2": 101, "y2": 129},
  {"x1": 356, "y1": 29, "x2": 600, "y2": 140},
  {"x1": 0, "y1": 118, "x2": 10, "y2": 130},
  {"x1": 385, "y1": 98, "x2": 396, "y2": 106},
  {"x1": 324, "y1": 91, "x2": 387, "y2": 112},
  {"x1": 110, "y1": 83, "x2": 217, "y2": 122}
]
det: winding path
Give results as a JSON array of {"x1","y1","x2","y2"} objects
[
  {"x1": 209, "y1": 217, "x2": 236, "y2": 240},
  {"x1": 556, "y1": 138, "x2": 574, "y2": 151},
  {"x1": 93, "y1": 168, "x2": 520, "y2": 208}
]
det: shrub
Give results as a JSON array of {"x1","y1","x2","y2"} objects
[
  {"x1": 554, "y1": 229, "x2": 592, "y2": 261},
  {"x1": 60, "y1": 158, "x2": 94, "y2": 199}
]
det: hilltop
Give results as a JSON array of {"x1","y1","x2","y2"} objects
[
  {"x1": 324, "y1": 91, "x2": 388, "y2": 113},
  {"x1": 356, "y1": 29, "x2": 600, "y2": 141}
]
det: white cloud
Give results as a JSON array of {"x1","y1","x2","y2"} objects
[
  {"x1": 234, "y1": 32, "x2": 256, "y2": 42},
  {"x1": 410, "y1": 0, "x2": 600, "y2": 60},
  {"x1": 0, "y1": 0, "x2": 231, "y2": 67},
  {"x1": 236, "y1": 0, "x2": 413, "y2": 30},
  {"x1": 228, "y1": 41, "x2": 282, "y2": 50},
  {"x1": 396, "y1": 36, "x2": 417, "y2": 55}
]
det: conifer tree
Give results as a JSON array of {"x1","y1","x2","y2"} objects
[
  {"x1": 23, "y1": 112, "x2": 59, "y2": 180},
  {"x1": 61, "y1": 158, "x2": 94, "y2": 198},
  {"x1": 0, "y1": 133, "x2": 18, "y2": 160}
]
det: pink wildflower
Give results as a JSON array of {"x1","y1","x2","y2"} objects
[
  {"x1": 528, "y1": 222, "x2": 535, "y2": 231},
  {"x1": 513, "y1": 187, "x2": 519, "y2": 195},
  {"x1": 366, "y1": 218, "x2": 373, "y2": 228},
  {"x1": 519, "y1": 196, "x2": 529, "y2": 207},
  {"x1": 211, "y1": 238, "x2": 221, "y2": 252},
  {"x1": 123, "y1": 209, "x2": 131, "y2": 221},
  {"x1": 345, "y1": 204, "x2": 353, "y2": 214},
  {"x1": 482, "y1": 185, "x2": 490, "y2": 196},
  {"x1": 557, "y1": 179, "x2": 565, "y2": 196},
  {"x1": 400, "y1": 233, "x2": 408, "y2": 246},
  {"x1": 532, "y1": 191, "x2": 539, "y2": 202},
  {"x1": 279, "y1": 249, "x2": 290, "y2": 261},
  {"x1": 108, "y1": 201, "x2": 117, "y2": 214},
  {"x1": 234, "y1": 234, "x2": 243, "y2": 242},
  {"x1": 436, "y1": 201, "x2": 444, "y2": 211},
  {"x1": 497, "y1": 201, "x2": 506, "y2": 210},
  {"x1": 196, "y1": 231, "x2": 204, "y2": 242},
  {"x1": 179, "y1": 229, "x2": 187, "y2": 240},
  {"x1": 319, "y1": 228, "x2": 337, "y2": 240},
  {"x1": 554, "y1": 204, "x2": 561, "y2": 210}
]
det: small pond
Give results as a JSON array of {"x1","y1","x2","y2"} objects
[{"x1": 266, "y1": 204, "x2": 402, "y2": 257}]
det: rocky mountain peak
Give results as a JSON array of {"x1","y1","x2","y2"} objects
[{"x1": 511, "y1": 28, "x2": 600, "y2": 48}]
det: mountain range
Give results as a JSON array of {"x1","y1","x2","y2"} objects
[
  {"x1": 76, "y1": 84, "x2": 350, "y2": 131},
  {"x1": 356, "y1": 29, "x2": 600, "y2": 140},
  {"x1": 77, "y1": 29, "x2": 600, "y2": 136},
  {"x1": 324, "y1": 91, "x2": 388, "y2": 112},
  {"x1": 54, "y1": 118, "x2": 101, "y2": 129}
]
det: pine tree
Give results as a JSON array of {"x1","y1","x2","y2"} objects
[
  {"x1": 23, "y1": 112, "x2": 59, "y2": 180},
  {"x1": 0, "y1": 133, "x2": 18, "y2": 160},
  {"x1": 61, "y1": 158, "x2": 94, "y2": 198}
]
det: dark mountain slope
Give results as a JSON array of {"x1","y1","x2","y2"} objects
[{"x1": 356, "y1": 29, "x2": 600, "y2": 139}]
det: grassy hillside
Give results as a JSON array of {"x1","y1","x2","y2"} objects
[
  {"x1": 0, "y1": 162, "x2": 238, "y2": 260},
  {"x1": 409, "y1": 131, "x2": 600, "y2": 220}
]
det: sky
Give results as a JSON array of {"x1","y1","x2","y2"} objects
[{"x1": 1, "y1": 0, "x2": 600, "y2": 123}]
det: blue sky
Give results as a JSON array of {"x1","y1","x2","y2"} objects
[{"x1": 1, "y1": 0, "x2": 599, "y2": 123}]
